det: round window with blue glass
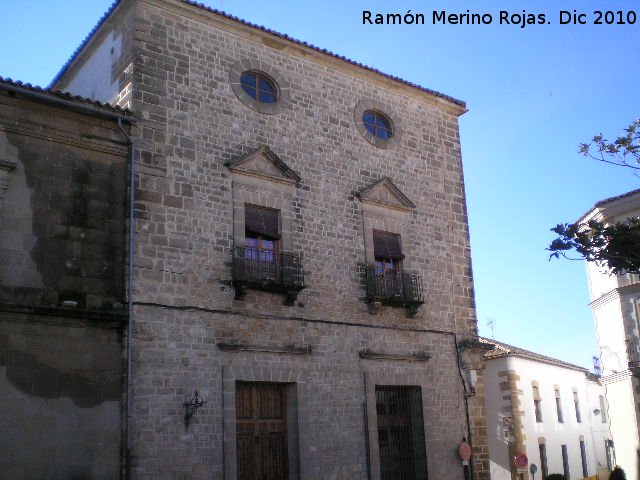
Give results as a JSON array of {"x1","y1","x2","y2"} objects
[
  {"x1": 362, "y1": 110, "x2": 393, "y2": 139},
  {"x1": 240, "y1": 71, "x2": 278, "y2": 104}
]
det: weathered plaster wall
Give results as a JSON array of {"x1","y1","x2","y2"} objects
[
  {"x1": 0, "y1": 92, "x2": 128, "y2": 310},
  {"x1": 0, "y1": 90, "x2": 129, "y2": 478},
  {"x1": 0, "y1": 314, "x2": 123, "y2": 480}
]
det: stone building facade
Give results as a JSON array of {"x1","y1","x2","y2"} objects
[
  {"x1": 51, "y1": 0, "x2": 490, "y2": 478},
  {"x1": 0, "y1": 78, "x2": 134, "y2": 479}
]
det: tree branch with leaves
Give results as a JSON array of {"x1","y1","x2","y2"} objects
[
  {"x1": 579, "y1": 119, "x2": 640, "y2": 171},
  {"x1": 549, "y1": 119, "x2": 640, "y2": 273},
  {"x1": 549, "y1": 218, "x2": 640, "y2": 274}
]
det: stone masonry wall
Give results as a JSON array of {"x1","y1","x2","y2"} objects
[
  {"x1": 0, "y1": 312, "x2": 124, "y2": 480},
  {"x1": 130, "y1": 303, "x2": 470, "y2": 479},
  {"x1": 124, "y1": 1, "x2": 484, "y2": 478},
  {"x1": 129, "y1": 0, "x2": 476, "y2": 335}
]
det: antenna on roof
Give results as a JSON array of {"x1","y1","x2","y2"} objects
[{"x1": 486, "y1": 318, "x2": 495, "y2": 340}]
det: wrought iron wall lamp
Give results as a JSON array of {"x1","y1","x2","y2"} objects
[{"x1": 184, "y1": 390, "x2": 207, "y2": 421}]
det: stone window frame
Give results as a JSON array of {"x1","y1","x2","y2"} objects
[
  {"x1": 354, "y1": 98, "x2": 402, "y2": 149},
  {"x1": 227, "y1": 146, "x2": 302, "y2": 303},
  {"x1": 230, "y1": 59, "x2": 291, "y2": 115},
  {"x1": 363, "y1": 369, "x2": 432, "y2": 480},
  {"x1": 222, "y1": 365, "x2": 306, "y2": 480}
]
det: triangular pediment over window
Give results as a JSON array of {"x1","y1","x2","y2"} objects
[
  {"x1": 358, "y1": 177, "x2": 415, "y2": 212},
  {"x1": 226, "y1": 146, "x2": 301, "y2": 185}
]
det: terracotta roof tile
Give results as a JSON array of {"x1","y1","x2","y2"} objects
[
  {"x1": 0, "y1": 75, "x2": 133, "y2": 115},
  {"x1": 51, "y1": 0, "x2": 466, "y2": 109},
  {"x1": 593, "y1": 188, "x2": 640, "y2": 208}
]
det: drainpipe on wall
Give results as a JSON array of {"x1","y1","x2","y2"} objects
[{"x1": 117, "y1": 117, "x2": 136, "y2": 480}]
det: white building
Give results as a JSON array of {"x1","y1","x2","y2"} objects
[
  {"x1": 581, "y1": 188, "x2": 640, "y2": 480},
  {"x1": 483, "y1": 338, "x2": 611, "y2": 480}
]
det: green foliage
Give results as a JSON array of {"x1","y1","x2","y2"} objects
[
  {"x1": 545, "y1": 474, "x2": 566, "y2": 480},
  {"x1": 580, "y1": 119, "x2": 640, "y2": 171},
  {"x1": 549, "y1": 218, "x2": 640, "y2": 274},
  {"x1": 551, "y1": 119, "x2": 640, "y2": 272},
  {"x1": 610, "y1": 466, "x2": 627, "y2": 480}
]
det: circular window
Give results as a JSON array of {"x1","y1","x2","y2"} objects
[
  {"x1": 240, "y1": 71, "x2": 278, "y2": 104},
  {"x1": 230, "y1": 60, "x2": 290, "y2": 115},
  {"x1": 354, "y1": 100, "x2": 400, "y2": 148},
  {"x1": 363, "y1": 110, "x2": 393, "y2": 140}
]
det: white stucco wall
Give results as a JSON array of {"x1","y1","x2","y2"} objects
[
  {"x1": 584, "y1": 194, "x2": 640, "y2": 479},
  {"x1": 586, "y1": 262, "x2": 620, "y2": 303},
  {"x1": 584, "y1": 378, "x2": 612, "y2": 475},
  {"x1": 593, "y1": 298, "x2": 628, "y2": 376},
  {"x1": 485, "y1": 354, "x2": 610, "y2": 480},
  {"x1": 604, "y1": 377, "x2": 639, "y2": 479},
  {"x1": 60, "y1": 30, "x2": 123, "y2": 104}
]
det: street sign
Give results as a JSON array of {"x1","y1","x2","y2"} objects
[
  {"x1": 459, "y1": 441, "x2": 472, "y2": 462},
  {"x1": 514, "y1": 453, "x2": 528, "y2": 469}
]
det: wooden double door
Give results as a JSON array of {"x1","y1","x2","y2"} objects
[{"x1": 236, "y1": 382, "x2": 288, "y2": 480}]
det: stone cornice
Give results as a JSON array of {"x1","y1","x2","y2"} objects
[
  {"x1": 358, "y1": 349, "x2": 431, "y2": 361},
  {"x1": 217, "y1": 342, "x2": 312, "y2": 355},
  {"x1": 0, "y1": 105, "x2": 128, "y2": 158}
]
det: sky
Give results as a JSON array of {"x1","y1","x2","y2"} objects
[{"x1": 3, "y1": 0, "x2": 639, "y2": 369}]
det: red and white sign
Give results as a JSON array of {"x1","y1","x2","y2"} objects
[
  {"x1": 514, "y1": 453, "x2": 528, "y2": 469},
  {"x1": 459, "y1": 441, "x2": 472, "y2": 462}
]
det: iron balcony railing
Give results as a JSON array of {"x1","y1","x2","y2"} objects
[
  {"x1": 232, "y1": 247, "x2": 304, "y2": 291},
  {"x1": 365, "y1": 266, "x2": 424, "y2": 306}
]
